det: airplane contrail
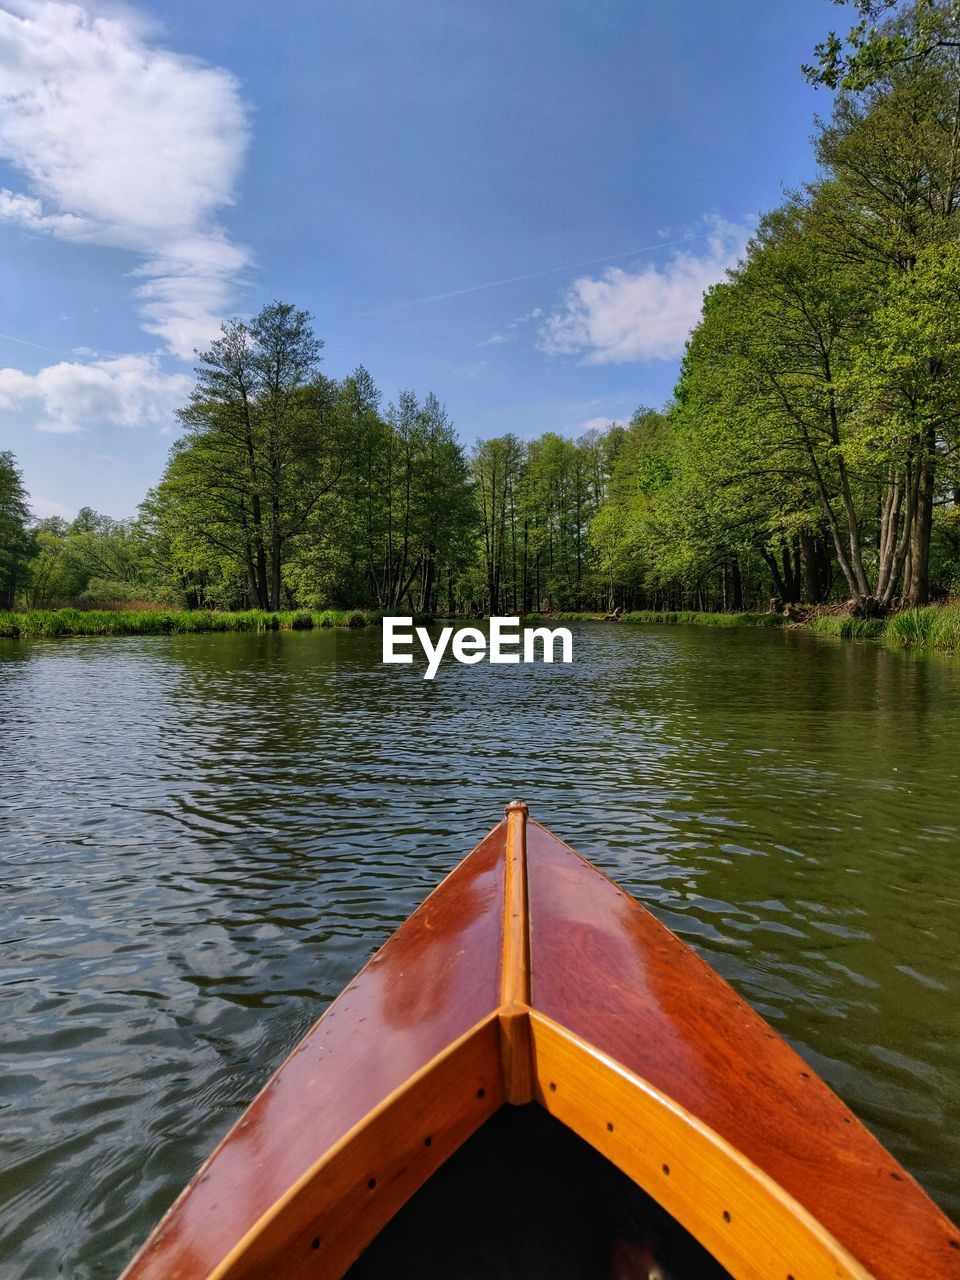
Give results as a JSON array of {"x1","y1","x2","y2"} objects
[
  {"x1": 0, "y1": 332, "x2": 64, "y2": 354},
  {"x1": 359, "y1": 230, "x2": 712, "y2": 316}
]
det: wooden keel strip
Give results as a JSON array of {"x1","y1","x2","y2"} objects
[{"x1": 498, "y1": 800, "x2": 533, "y2": 1104}]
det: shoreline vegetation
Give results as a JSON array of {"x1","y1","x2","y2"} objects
[
  {"x1": 3, "y1": 601, "x2": 960, "y2": 655},
  {"x1": 0, "y1": 607, "x2": 389, "y2": 638},
  {"x1": 4, "y1": 10, "x2": 960, "y2": 640}
]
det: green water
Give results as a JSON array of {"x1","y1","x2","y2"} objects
[{"x1": 1, "y1": 623, "x2": 958, "y2": 1276}]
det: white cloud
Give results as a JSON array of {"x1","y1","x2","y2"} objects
[
  {"x1": 477, "y1": 332, "x2": 508, "y2": 347},
  {"x1": 537, "y1": 218, "x2": 751, "y2": 365},
  {"x1": 0, "y1": 0, "x2": 251, "y2": 358},
  {"x1": 0, "y1": 188, "x2": 86, "y2": 234},
  {"x1": 0, "y1": 353, "x2": 192, "y2": 433}
]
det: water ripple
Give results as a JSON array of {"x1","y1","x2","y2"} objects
[{"x1": 1, "y1": 624, "x2": 958, "y2": 1276}]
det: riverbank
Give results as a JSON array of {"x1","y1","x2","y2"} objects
[
  {"x1": 526, "y1": 605, "x2": 960, "y2": 654},
  {"x1": 0, "y1": 607, "x2": 399, "y2": 638},
  {"x1": 3, "y1": 602, "x2": 959, "y2": 654}
]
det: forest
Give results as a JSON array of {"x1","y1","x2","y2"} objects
[{"x1": 4, "y1": 2, "x2": 960, "y2": 622}]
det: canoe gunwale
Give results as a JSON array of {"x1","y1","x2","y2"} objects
[
  {"x1": 527, "y1": 1009, "x2": 873, "y2": 1280},
  {"x1": 190, "y1": 1001, "x2": 877, "y2": 1280},
  {"x1": 204, "y1": 1014, "x2": 504, "y2": 1280}
]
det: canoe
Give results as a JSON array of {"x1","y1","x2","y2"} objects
[{"x1": 121, "y1": 803, "x2": 959, "y2": 1280}]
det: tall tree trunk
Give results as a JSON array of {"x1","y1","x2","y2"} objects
[
  {"x1": 904, "y1": 429, "x2": 935, "y2": 607},
  {"x1": 730, "y1": 557, "x2": 743, "y2": 611},
  {"x1": 799, "y1": 531, "x2": 821, "y2": 602},
  {"x1": 780, "y1": 543, "x2": 798, "y2": 602},
  {"x1": 270, "y1": 497, "x2": 282, "y2": 611},
  {"x1": 760, "y1": 548, "x2": 785, "y2": 603}
]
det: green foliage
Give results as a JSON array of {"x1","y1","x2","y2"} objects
[
  {"x1": 0, "y1": 451, "x2": 31, "y2": 610},
  {"x1": 804, "y1": 1, "x2": 960, "y2": 91}
]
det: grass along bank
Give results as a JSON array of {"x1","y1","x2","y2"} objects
[
  {"x1": 3, "y1": 603, "x2": 959, "y2": 655},
  {"x1": 528, "y1": 609, "x2": 787, "y2": 629},
  {"x1": 806, "y1": 602, "x2": 960, "y2": 652},
  {"x1": 526, "y1": 604, "x2": 960, "y2": 654},
  {"x1": 0, "y1": 608, "x2": 400, "y2": 639}
]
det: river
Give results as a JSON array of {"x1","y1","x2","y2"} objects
[{"x1": 1, "y1": 622, "x2": 958, "y2": 1277}]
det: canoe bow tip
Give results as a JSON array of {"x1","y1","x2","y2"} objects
[{"x1": 504, "y1": 800, "x2": 529, "y2": 818}]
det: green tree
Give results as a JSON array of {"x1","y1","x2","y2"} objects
[
  {"x1": 161, "y1": 301, "x2": 341, "y2": 610},
  {"x1": 0, "y1": 452, "x2": 30, "y2": 609}
]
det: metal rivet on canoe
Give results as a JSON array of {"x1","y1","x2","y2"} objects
[
  {"x1": 662, "y1": 1164, "x2": 670, "y2": 1175},
  {"x1": 890, "y1": 1172, "x2": 903, "y2": 1181},
  {"x1": 549, "y1": 1081, "x2": 557, "y2": 1092},
  {"x1": 723, "y1": 1211, "x2": 731, "y2": 1223},
  {"x1": 476, "y1": 1087, "x2": 485, "y2": 1099},
  {"x1": 311, "y1": 1239, "x2": 320, "y2": 1250},
  {"x1": 367, "y1": 1177, "x2": 377, "y2": 1190},
  {"x1": 606, "y1": 1122, "x2": 614, "y2": 1132},
  {"x1": 424, "y1": 1136, "x2": 432, "y2": 1147},
  {"x1": 949, "y1": 1239, "x2": 960, "y2": 1249}
]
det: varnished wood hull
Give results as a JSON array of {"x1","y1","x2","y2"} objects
[{"x1": 121, "y1": 805, "x2": 959, "y2": 1280}]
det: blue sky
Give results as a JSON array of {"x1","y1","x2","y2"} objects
[{"x1": 0, "y1": 0, "x2": 837, "y2": 519}]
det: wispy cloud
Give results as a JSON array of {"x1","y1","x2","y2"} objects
[
  {"x1": 537, "y1": 217, "x2": 751, "y2": 365},
  {"x1": 0, "y1": 354, "x2": 192, "y2": 434},
  {"x1": 476, "y1": 307, "x2": 544, "y2": 349},
  {"x1": 0, "y1": 0, "x2": 251, "y2": 359},
  {"x1": 509, "y1": 308, "x2": 543, "y2": 329}
]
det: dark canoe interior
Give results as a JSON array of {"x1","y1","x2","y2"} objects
[{"x1": 346, "y1": 1105, "x2": 732, "y2": 1280}]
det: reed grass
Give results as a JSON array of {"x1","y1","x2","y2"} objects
[
  {"x1": 0, "y1": 607, "x2": 390, "y2": 638},
  {"x1": 805, "y1": 614, "x2": 885, "y2": 640},
  {"x1": 526, "y1": 609, "x2": 786, "y2": 628},
  {"x1": 524, "y1": 604, "x2": 960, "y2": 653},
  {"x1": 4, "y1": 602, "x2": 958, "y2": 652},
  {"x1": 883, "y1": 602, "x2": 960, "y2": 653}
]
